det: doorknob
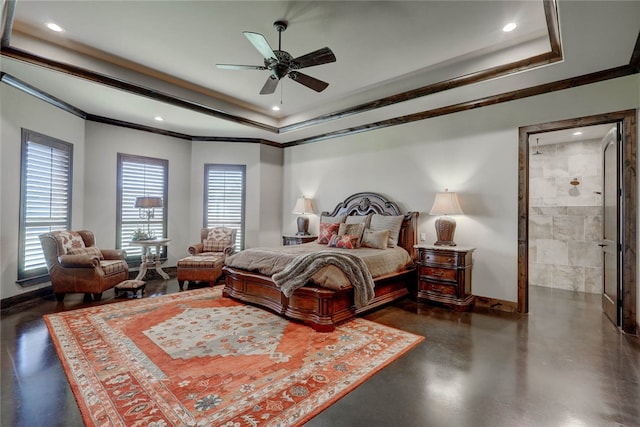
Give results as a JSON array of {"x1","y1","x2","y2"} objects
[{"x1": 598, "y1": 243, "x2": 607, "y2": 247}]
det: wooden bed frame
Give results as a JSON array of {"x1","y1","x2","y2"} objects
[{"x1": 223, "y1": 192, "x2": 419, "y2": 332}]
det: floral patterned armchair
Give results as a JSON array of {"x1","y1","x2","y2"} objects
[{"x1": 39, "y1": 230, "x2": 129, "y2": 302}]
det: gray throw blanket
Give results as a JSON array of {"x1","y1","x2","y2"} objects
[{"x1": 272, "y1": 250, "x2": 375, "y2": 308}]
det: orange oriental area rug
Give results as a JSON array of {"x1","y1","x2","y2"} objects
[{"x1": 44, "y1": 287, "x2": 423, "y2": 426}]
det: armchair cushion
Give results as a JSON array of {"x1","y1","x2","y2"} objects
[
  {"x1": 66, "y1": 246, "x2": 104, "y2": 259},
  {"x1": 203, "y1": 238, "x2": 231, "y2": 252},
  {"x1": 100, "y1": 248, "x2": 127, "y2": 260}
]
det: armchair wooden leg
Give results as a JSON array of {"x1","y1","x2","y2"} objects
[
  {"x1": 178, "y1": 280, "x2": 186, "y2": 291},
  {"x1": 92, "y1": 293, "x2": 103, "y2": 301},
  {"x1": 55, "y1": 293, "x2": 65, "y2": 302}
]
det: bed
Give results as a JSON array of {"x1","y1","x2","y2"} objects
[{"x1": 222, "y1": 192, "x2": 419, "y2": 331}]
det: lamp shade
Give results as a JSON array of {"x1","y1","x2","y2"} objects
[
  {"x1": 292, "y1": 197, "x2": 314, "y2": 214},
  {"x1": 135, "y1": 196, "x2": 163, "y2": 208},
  {"x1": 429, "y1": 189, "x2": 463, "y2": 215}
]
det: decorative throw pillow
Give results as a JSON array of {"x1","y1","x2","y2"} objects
[
  {"x1": 369, "y1": 214, "x2": 404, "y2": 247},
  {"x1": 320, "y1": 214, "x2": 346, "y2": 224},
  {"x1": 338, "y1": 222, "x2": 365, "y2": 247},
  {"x1": 56, "y1": 231, "x2": 85, "y2": 254},
  {"x1": 317, "y1": 222, "x2": 340, "y2": 244},
  {"x1": 203, "y1": 238, "x2": 231, "y2": 252},
  {"x1": 361, "y1": 229, "x2": 390, "y2": 249},
  {"x1": 207, "y1": 227, "x2": 234, "y2": 242},
  {"x1": 345, "y1": 213, "x2": 373, "y2": 228},
  {"x1": 66, "y1": 246, "x2": 104, "y2": 259},
  {"x1": 328, "y1": 234, "x2": 359, "y2": 249}
]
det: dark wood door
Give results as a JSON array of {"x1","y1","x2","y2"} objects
[{"x1": 601, "y1": 125, "x2": 621, "y2": 325}]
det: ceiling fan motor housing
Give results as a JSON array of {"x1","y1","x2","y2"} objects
[{"x1": 266, "y1": 51, "x2": 297, "y2": 79}]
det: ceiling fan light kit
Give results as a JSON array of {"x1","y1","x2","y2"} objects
[{"x1": 217, "y1": 20, "x2": 336, "y2": 95}]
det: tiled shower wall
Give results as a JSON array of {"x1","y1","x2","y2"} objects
[{"x1": 529, "y1": 138, "x2": 603, "y2": 293}]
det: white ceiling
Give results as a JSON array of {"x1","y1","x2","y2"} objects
[{"x1": 2, "y1": 1, "x2": 639, "y2": 144}]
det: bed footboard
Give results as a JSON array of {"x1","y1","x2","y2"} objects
[{"x1": 222, "y1": 266, "x2": 414, "y2": 332}]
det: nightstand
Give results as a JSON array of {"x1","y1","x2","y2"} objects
[
  {"x1": 413, "y1": 244, "x2": 475, "y2": 311},
  {"x1": 282, "y1": 235, "x2": 317, "y2": 246}
]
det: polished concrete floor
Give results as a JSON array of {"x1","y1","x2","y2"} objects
[{"x1": 1, "y1": 280, "x2": 639, "y2": 427}]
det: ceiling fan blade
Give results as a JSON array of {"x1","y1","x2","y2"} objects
[
  {"x1": 293, "y1": 47, "x2": 336, "y2": 69},
  {"x1": 243, "y1": 31, "x2": 277, "y2": 61},
  {"x1": 216, "y1": 64, "x2": 267, "y2": 70},
  {"x1": 288, "y1": 71, "x2": 329, "y2": 92},
  {"x1": 260, "y1": 76, "x2": 279, "y2": 95}
]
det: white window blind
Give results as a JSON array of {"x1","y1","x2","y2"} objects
[
  {"x1": 19, "y1": 130, "x2": 73, "y2": 282},
  {"x1": 117, "y1": 154, "x2": 168, "y2": 260},
  {"x1": 204, "y1": 164, "x2": 245, "y2": 251}
]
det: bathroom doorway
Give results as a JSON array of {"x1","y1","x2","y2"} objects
[{"x1": 517, "y1": 110, "x2": 637, "y2": 334}]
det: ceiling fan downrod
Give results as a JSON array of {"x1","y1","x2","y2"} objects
[{"x1": 274, "y1": 20, "x2": 287, "y2": 51}]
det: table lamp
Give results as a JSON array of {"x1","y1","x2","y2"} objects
[
  {"x1": 135, "y1": 196, "x2": 163, "y2": 235},
  {"x1": 292, "y1": 197, "x2": 314, "y2": 236},
  {"x1": 429, "y1": 189, "x2": 463, "y2": 246}
]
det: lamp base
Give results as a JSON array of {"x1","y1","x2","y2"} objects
[
  {"x1": 296, "y1": 216, "x2": 309, "y2": 236},
  {"x1": 434, "y1": 215, "x2": 457, "y2": 246}
]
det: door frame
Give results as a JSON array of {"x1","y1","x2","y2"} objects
[{"x1": 517, "y1": 109, "x2": 637, "y2": 334}]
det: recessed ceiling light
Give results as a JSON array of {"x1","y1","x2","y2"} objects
[
  {"x1": 46, "y1": 22, "x2": 63, "y2": 32},
  {"x1": 573, "y1": 131, "x2": 583, "y2": 136},
  {"x1": 502, "y1": 23, "x2": 517, "y2": 32},
  {"x1": 272, "y1": 105, "x2": 280, "y2": 111},
  {"x1": 154, "y1": 116, "x2": 164, "y2": 122}
]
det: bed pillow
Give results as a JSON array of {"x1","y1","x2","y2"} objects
[
  {"x1": 328, "y1": 234, "x2": 359, "y2": 249},
  {"x1": 345, "y1": 213, "x2": 373, "y2": 228},
  {"x1": 320, "y1": 214, "x2": 346, "y2": 224},
  {"x1": 338, "y1": 222, "x2": 365, "y2": 247},
  {"x1": 369, "y1": 214, "x2": 404, "y2": 247},
  {"x1": 361, "y1": 229, "x2": 390, "y2": 249},
  {"x1": 317, "y1": 222, "x2": 340, "y2": 244}
]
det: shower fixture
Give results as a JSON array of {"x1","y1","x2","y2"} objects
[{"x1": 533, "y1": 137, "x2": 542, "y2": 155}]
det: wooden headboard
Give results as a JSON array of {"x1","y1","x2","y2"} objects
[{"x1": 320, "y1": 192, "x2": 419, "y2": 260}]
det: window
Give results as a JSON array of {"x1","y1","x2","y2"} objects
[
  {"x1": 18, "y1": 129, "x2": 73, "y2": 284},
  {"x1": 204, "y1": 164, "x2": 246, "y2": 251},
  {"x1": 117, "y1": 154, "x2": 168, "y2": 261}
]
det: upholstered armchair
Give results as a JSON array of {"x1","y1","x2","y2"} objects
[
  {"x1": 39, "y1": 230, "x2": 129, "y2": 302},
  {"x1": 188, "y1": 227, "x2": 237, "y2": 257},
  {"x1": 177, "y1": 227, "x2": 237, "y2": 290}
]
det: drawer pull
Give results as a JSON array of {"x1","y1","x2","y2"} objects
[
  {"x1": 431, "y1": 285, "x2": 443, "y2": 292},
  {"x1": 447, "y1": 258, "x2": 454, "y2": 263},
  {"x1": 432, "y1": 270, "x2": 444, "y2": 277}
]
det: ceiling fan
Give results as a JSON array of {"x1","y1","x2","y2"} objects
[{"x1": 216, "y1": 20, "x2": 336, "y2": 95}]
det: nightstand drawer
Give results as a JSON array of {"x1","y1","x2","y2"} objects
[
  {"x1": 423, "y1": 281, "x2": 457, "y2": 295},
  {"x1": 419, "y1": 265, "x2": 457, "y2": 282},
  {"x1": 419, "y1": 251, "x2": 457, "y2": 265}
]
